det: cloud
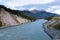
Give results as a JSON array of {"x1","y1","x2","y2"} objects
[
  {"x1": 0, "y1": 0, "x2": 55, "y2": 9},
  {"x1": 46, "y1": 5, "x2": 60, "y2": 15},
  {"x1": 53, "y1": 9, "x2": 60, "y2": 15},
  {"x1": 46, "y1": 6, "x2": 60, "y2": 12},
  {"x1": 28, "y1": 7, "x2": 37, "y2": 11}
]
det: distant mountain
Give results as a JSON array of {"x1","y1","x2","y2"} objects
[
  {"x1": 0, "y1": 5, "x2": 59, "y2": 28},
  {"x1": 21, "y1": 10, "x2": 59, "y2": 19},
  {"x1": 0, "y1": 5, "x2": 59, "y2": 21},
  {"x1": 29, "y1": 9, "x2": 40, "y2": 13}
]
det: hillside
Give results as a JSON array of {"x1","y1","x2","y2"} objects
[
  {"x1": 21, "y1": 10, "x2": 59, "y2": 19},
  {"x1": 1, "y1": 5, "x2": 58, "y2": 20},
  {"x1": 0, "y1": 5, "x2": 32, "y2": 28},
  {"x1": 43, "y1": 16, "x2": 60, "y2": 40},
  {"x1": 0, "y1": 5, "x2": 59, "y2": 28},
  {"x1": 44, "y1": 16, "x2": 60, "y2": 30}
]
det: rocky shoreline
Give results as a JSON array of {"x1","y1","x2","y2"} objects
[
  {"x1": 43, "y1": 16, "x2": 60, "y2": 40},
  {"x1": 0, "y1": 21, "x2": 31, "y2": 29}
]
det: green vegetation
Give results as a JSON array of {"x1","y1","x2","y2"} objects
[
  {"x1": 53, "y1": 24, "x2": 60, "y2": 30},
  {"x1": 0, "y1": 17, "x2": 2, "y2": 27},
  {"x1": 10, "y1": 10, "x2": 36, "y2": 21},
  {"x1": 52, "y1": 17, "x2": 60, "y2": 30},
  {"x1": 45, "y1": 16, "x2": 55, "y2": 20},
  {"x1": 0, "y1": 21, "x2": 2, "y2": 27},
  {"x1": 46, "y1": 16, "x2": 60, "y2": 30},
  {"x1": 53, "y1": 17, "x2": 60, "y2": 20},
  {"x1": 0, "y1": 5, "x2": 36, "y2": 21},
  {"x1": 6, "y1": 7, "x2": 36, "y2": 21}
]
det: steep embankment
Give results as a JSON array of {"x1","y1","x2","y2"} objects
[{"x1": 0, "y1": 8, "x2": 31, "y2": 28}]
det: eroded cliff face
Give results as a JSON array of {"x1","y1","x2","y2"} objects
[
  {"x1": 43, "y1": 16, "x2": 60, "y2": 40},
  {"x1": 0, "y1": 8, "x2": 31, "y2": 28}
]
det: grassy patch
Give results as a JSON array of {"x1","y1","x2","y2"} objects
[
  {"x1": 45, "y1": 16, "x2": 55, "y2": 20},
  {"x1": 0, "y1": 21, "x2": 2, "y2": 27},
  {"x1": 53, "y1": 24, "x2": 60, "y2": 30}
]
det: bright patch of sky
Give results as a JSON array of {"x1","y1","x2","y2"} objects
[
  {"x1": 28, "y1": 7, "x2": 38, "y2": 11},
  {"x1": 46, "y1": 6, "x2": 60, "y2": 14},
  {"x1": 0, "y1": 0, "x2": 60, "y2": 14},
  {"x1": 53, "y1": 9, "x2": 60, "y2": 14},
  {"x1": 0, "y1": 0, "x2": 55, "y2": 9}
]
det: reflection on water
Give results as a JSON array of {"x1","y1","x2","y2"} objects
[{"x1": 0, "y1": 19, "x2": 51, "y2": 40}]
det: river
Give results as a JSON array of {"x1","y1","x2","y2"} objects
[{"x1": 0, "y1": 19, "x2": 51, "y2": 40}]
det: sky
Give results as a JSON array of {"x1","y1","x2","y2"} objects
[{"x1": 0, "y1": 0, "x2": 60, "y2": 14}]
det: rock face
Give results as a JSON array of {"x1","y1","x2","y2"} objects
[
  {"x1": 0, "y1": 8, "x2": 18, "y2": 26},
  {"x1": 0, "y1": 8, "x2": 31, "y2": 27},
  {"x1": 43, "y1": 16, "x2": 60, "y2": 40},
  {"x1": 43, "y1": 16, "x2": 60, "y2": 29}
]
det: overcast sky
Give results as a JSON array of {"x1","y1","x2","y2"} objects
[{"x1": 0, "y1": 0, "x2": 60, "y2": 14}]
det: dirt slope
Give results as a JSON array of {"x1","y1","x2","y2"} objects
[{"x1": 0, "y1": 8, "x2": 31, "y2": 27}]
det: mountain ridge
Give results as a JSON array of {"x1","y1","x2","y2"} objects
[
  {"x1": 0, "y1": 5, "x2": 31, "y2": 28},
  {"x1": 21, "y1": 10, "x2": 59, "y2": 19},
  {"x1": 0, "y1": 5, "x2": 59, "y2": 28}
]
